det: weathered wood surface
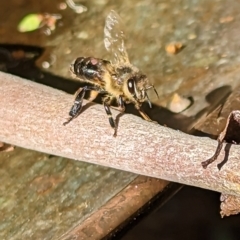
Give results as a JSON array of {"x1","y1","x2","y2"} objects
[
  {"x1": 60, "y1": 176, "x2": 170, "y2": 240},
  {"x1": 1, "y1": 72, "x2": 240, "y2": 196}
]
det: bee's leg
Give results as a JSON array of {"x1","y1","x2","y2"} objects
[
  {"x1": 135, "y1": 103, "x2": 152, "y2": 121},
  {"x1": 110, "y1": 95, "x2": 125, "y2": 112},
  {"x1": 103, "y1": 97, "x2": 116, "y2": 131},
  {"x1": 63, "y1": 86, "x2": 99, "y2": 125},
  {"x1": 113, "y1": 95, "x2": 127, "y2": 136},
  {"x1": 117, "y1": 95, "x2": 126, "y2": 113},
  {"x1": 103, "y1": 95, "x2": 125, "y2": 137}
]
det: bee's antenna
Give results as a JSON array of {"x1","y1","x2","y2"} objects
[
  {"x1": 146, "y1": 85, "x2": 159, "y2": 99},
  {"x1": 152, "y1": 86, "x2": 159, "y2": 99},
  {"x1": 145, "y1": 92, "x2": 152, "y2": 108}
]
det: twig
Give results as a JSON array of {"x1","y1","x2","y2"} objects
[{"x1": 1, "y1": 72, "x2": 240, "y2": 196}]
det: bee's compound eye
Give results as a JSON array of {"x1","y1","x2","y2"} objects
[
  {"x1": 127, "y1": 78, "x2": 135, "y2": 95},
  {"x1": 73, "y1": 57, "x2": 85, "y2": 74},
  {"x1": 74, "y1": 57, "x2": 85, "y2": 66}
]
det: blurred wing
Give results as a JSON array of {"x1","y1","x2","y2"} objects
[{"x1": 104, "y1": 10, "x2": 130, "y2": 64}]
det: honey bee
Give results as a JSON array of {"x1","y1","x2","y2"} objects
[{"x1": 63, "y1": 10, "x2": 158, "y2": 136}]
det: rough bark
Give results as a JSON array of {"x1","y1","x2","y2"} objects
[{"x1": 1, "y1": 71, "x2": 240, "y2": 196}]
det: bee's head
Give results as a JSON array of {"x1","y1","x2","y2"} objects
[{"x1": 127, "y1": 75, "x2": 159, "y2": 108}]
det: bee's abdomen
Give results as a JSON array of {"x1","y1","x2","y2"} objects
[{"x1": 72, "y1": 57, "x2": 110, "y2": 81}]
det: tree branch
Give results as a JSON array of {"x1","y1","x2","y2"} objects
[{"x1": 1, "y1": 72, "x2": 240, "y2": 196}]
